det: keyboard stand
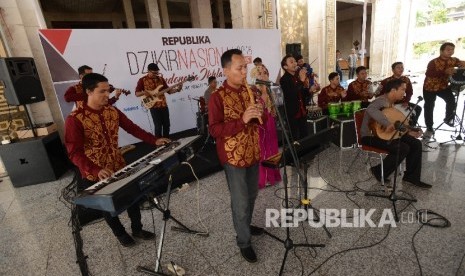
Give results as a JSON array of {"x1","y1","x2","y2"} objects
[{"x1": 137, "y1": 174, "x2": 209, "y2": 275}]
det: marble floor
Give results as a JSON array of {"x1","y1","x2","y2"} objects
[
  {"x1": 1, "y1": 137, "x2": 465, "y2": 276},
  {"x1": 1, "y1": 76, "x2": 465, "y2": 275}
]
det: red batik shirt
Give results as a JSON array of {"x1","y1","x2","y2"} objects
[
  {"x1": 65, "y1": 104, "x2": 160, "y2": 181},
  {"x1": 379, "y1": 75, "x2": 413, "y2": 104},
  {"x1": 208, "y1": 81, "x2": 263, "y2": 167},
  {"x1": 346, "y1": 79, "x2": 373, "y2": 102},
  {"x1": 64, "y1": 82, "x2": 118, "y2": 108},
  {"x1": 135, "y1": 75, "x2": 169, "y2": 108},
  {"x1": 423, "y1": 57, "x2": 462, "y2": 92},
  {"x1": 318, "y1": 85, "x2": 346, "y2": 109}
]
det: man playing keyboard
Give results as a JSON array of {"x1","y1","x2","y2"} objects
[{"x1": 65, "y1": 73, "x2": 170, "y2": 247}]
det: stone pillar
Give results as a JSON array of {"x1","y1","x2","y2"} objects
[
  {"x1": 263, "y1": 0, "x2": 276, "y2": 29},
  {"x1": 122, "y1": 0, "x2": 136, "y2": 28},
  {"x1": 229, "y1": 0, "x2": 262, "y2": 29},
  {"x1": 217, "y1": 0, "x2": 225, "y2": 28},
  {"x1": 325, "y1": 0, "x2": 337, "y2": 81},
  {"x1": 190, "y1": 0, "x2": 213, "y2": 28},
  {"x1": 370, "y1": 0, "x2": 414, "y2": 78},
  {"x1": 159, "y1": 0, "x2": 170, "y2": 28},
  {"x1": 307, "y1": 0, "x2": 325, "y2": 85},
  {"x1": 230, "y1": 0, "x2": 245, "y2": 28},
  {"x1": 145, "y1": 0, "x2": 162, "y2": 28},
  {"x1": 2, "y1": 0, "x2": 58, "y2": 129}
]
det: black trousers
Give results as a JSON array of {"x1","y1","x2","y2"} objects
[
  {"x1": 289, "y1": 116, "x2": 308, "y2": 141},
  {"x1": 150, "y1": 106, "x2": 170, "y2": 138},
  {"x1": 349, "y1": 67, "x2": 356, "y2": 79},
  {"x1": 360, "y1": 134, "x2": 422, "y2": 182},
  {"x1": 80, "y1": 179, "x2": 143, "y2": 237},
  {"x1": 423, "y1": 87, "x2": 456, "y2": 130}
]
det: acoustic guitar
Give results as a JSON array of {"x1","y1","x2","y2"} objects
[
  {"x1": 141, "y1": 75, "x2": 195, "y2": 109},
  {"x1": 369, "y1": 107, "x2": 422, "y2": 140}
]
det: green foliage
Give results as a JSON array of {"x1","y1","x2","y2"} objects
[
  {"x1": 415, "y1": 0, "x2": 450, "y2": 27},
  {"x1": 413, "y1": 41, "x2": 442, "y2": 57}
]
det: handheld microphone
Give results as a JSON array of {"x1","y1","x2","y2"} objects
[{"x1": 251, "y1": 78, "x2": 279, "y2": 86}]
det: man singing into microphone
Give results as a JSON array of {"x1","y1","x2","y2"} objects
[{"x1": 360, "y1": 78, "x2": 431, "y2": 189}]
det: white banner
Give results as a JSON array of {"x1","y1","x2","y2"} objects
[{"x1": 39, "y1": 29, "x2": 281, "y2": 146}]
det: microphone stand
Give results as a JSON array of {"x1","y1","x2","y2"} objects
[
  {"x1": 364, "y1": 97, "x2": 422, "y2": 221},
  {"x1": 260, "y1": 84, "x2": 326, "y2": 276}
]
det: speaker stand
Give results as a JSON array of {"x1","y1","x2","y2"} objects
[{"x1": 24, "y1": 104, "x2": 37, "y2": 138}]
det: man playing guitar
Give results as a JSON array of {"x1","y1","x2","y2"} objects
[
  {"x1": 360, "y1": 78, "x2": 431, "y2": 189},
  {"x1": 135, "y1": 63, "x2": 182, "y2": 138}
]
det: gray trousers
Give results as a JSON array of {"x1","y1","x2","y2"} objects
[{"x1": 223, "y1": 163, "x2": 259, "y2": 248}]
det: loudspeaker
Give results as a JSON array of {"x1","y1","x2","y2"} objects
[
  {"x1": 285, "y1": 43, "x2": 301, "y2": 57},
  {"x1": 0, "y1": 57, "x2": 45, "y2": 105},
  {"x1": 0, "y1": 132, "x2": 69, "y2": 187}
]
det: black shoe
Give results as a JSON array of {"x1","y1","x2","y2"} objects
[
  {"x1": 250, "y1": 225, "x2": 264, "y2": 236},
  {"x1": 132, "y1": 229, "x2": 155, "y2": 240},
  {"x1": 402, "y1": 177, "x2": 432, "y2": 189},
  {"x1": 117, "y1": 232, "x2": 136, "y2": 247},
  {"x1": 240, "y1": 246, "x2": 257, "y2": 263},
  {"x1": 370, "y1": 167, "x2": 390, "y2": 183},
  {"x1": 444, "y1": 118, "x2": 455, "y2": 127}
]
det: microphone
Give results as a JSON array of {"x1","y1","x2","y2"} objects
[
  {"x1": 394, "y1": 121, "x2": 407, "y2": 132},
  {"x1": 417, "y1": 96, "x2": 423, "y2": 102},
  {"x1": 251, "y1": 78, "x2": 279, "y2": 86}
]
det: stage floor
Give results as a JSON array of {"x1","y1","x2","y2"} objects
[{"x1": 1, "y1": 137, "x2": 465, "y2": 275}]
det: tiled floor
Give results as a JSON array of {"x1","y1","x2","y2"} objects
[{"x1": 1, "y1": 77, "x2": 465, "y2": 275}]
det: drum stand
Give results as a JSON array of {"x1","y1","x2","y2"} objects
[{"x1": 435, "y1": 84, "x2": 465, "y2": 145}]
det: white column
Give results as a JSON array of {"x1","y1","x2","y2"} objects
[
  {"x1": 217, "y1": 0, "x2": 225, "y2": 28},
  {"x1": 2, "y1": 0, "x2": 57, "y2": 131},
  {"x1": 190, "y1": 0, "x2": 213, "y2": 28},
  {"x1": 370, "y1": 0, "x2": 403, "y2": 78},
  {"x1": 230, "y1": 0, "x2": 245, "y2": 28},
  {"x1": 145, "y1": 0, "x2": 162, "y2": 28},
  {"x1": 159, "y1": 0, "x2": 170, "y2": 28},
  {"x1": 307, "y1": 0, "x2": 326, "y2": 86},
  {"x1": 122, "y1": 0, "x2": 136, "y2": 28}
]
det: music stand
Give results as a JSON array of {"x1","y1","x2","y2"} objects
[
  {"x1": 437, "y1": 69, "x2": 465, "y2": 145},
  {"x1": 260, "y1": 85, "x2": 331, "y2": 275}
]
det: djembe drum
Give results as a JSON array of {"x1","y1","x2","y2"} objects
[{"x1": 307, "y1": 104, "x2": 323, "y2": 120}]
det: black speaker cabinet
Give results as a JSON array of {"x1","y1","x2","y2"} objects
[
  {"x1": 0, "y1": 132, "x2": 68, "y2": 187},
  {"x1": 0, "y1": 57, "x2": 45, "y2": 105}
]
